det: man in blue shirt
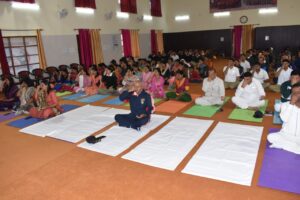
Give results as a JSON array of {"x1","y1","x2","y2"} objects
[{"x1": 115, "y1": 80, "x2": 153, "y2": 130}]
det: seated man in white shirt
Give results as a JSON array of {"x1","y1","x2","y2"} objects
[
  {"x1": 269, "y1": 59, "x2": 293, "y2": 92},
  {"x1": 251, "y1": 63, "x2": 270, "y2": 88},
  {"x1": 195, "y1": 68, "x2": 225, "y2": 106},
  {"x1": 223, "y1": 58, "x2": 240, "y2": 89},
  {"x1": 267, "y1": 82, "x2": 300, "y2": 154},
  {"x1": 232, "y1": 72, "x2": 266, "y2": 110},
  {"x1": 240, "y1": 54, "x2": 251, "y2": 74}
]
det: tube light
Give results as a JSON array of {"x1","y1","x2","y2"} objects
[
  {"x1": 213, "y1": 12, "x2": 230, "y2": 17},
  {"x1": 259, "y1": 8, "x2": 278, "y2": 14},
  {"x1": 143, "y1": 15, "x2": 153, "y2": 21},
  {"x1": 175, "y1": 15, "x2": 190, "y2": 21},
  {"x1": 11, "y1": 2, "x2": 40, "y2": 10},
  {"x1": 76, "y1": 7, "x2": 95, "y2": 14},
  {"x1": 117, "y1": 11, "x2": 129, "y2": 19}
]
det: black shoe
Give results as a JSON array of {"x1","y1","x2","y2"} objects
[{"x1": 86, "y1": 135, "x2": 106, "y2": 144}]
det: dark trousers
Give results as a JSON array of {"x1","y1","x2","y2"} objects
[
  {"x1": 115, "y1": 114, "x2": 150, "y2": 130},
  {"x1": 0, "y1": 100, "x2": 19, "y2": 111}
]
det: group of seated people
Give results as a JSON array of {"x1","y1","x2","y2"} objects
[
  {"x1": 0, "y1": 76, "x2": 63, "y2": 119},
  {"x1": 0, "y1": 48, "x2": 300, "y2": 154},
  {"x1": 0, "y1": 48, "x2": 299, "y2": 114}
]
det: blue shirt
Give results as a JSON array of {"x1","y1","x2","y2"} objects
[{"x1": 119, "y1": 90, "x2": 153, "y2": 117}]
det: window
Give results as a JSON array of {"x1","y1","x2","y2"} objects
[
  {"x1": 120, "y1": 34, "x2": 124, "y2": 56},
  {"x1": 3, "y1": 36, "x2": 40, "y2": 75}
]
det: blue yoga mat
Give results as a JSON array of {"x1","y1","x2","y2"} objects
[
  {"x1": 77, "y1": 94, "x2": 109, "y2": 103},
  {"x1": 62, "y1": 92, "x2": 86, "y2": 100},
  {"x1": 273, "y1": 99, "x2": 283, "y2": 125},
  {"x1": 7, "y1": 104, "x2": 79, "y2": 129},
  {"x1": 273, "y1": 111, "x2": 283, "y2": 125},
  {"x1": 103, "y1": 97, "x2": 123, "y2": 105}
]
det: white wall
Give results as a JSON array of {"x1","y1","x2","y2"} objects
[
  {"x1": 42, "y1": 35, "x2": 80, "y2": 66},
  {"x1": 0, "y1": 0, "x2": 167, "y2": 35},
  {"x1": 0, "y1": 0, "x2": 165, "y2": 65},
  {"x1": 164, "y1": 0, "x2": 300, "y2": 33}
]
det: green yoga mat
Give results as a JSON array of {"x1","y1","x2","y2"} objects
[
  {"x1": 184, "y1": 97, "x2": 230, "y2": 118},
  {"x1": 124, "y1": 98, "x2": 163, "y2": 107},
  {"x1": 228, "y1": 100, "x2": 269, "y2": 123},
  {"x1": 56, "y1": 91, "x2": 73, "y2": 97}
]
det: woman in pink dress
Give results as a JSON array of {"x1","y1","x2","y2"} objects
[
  {"x1": 73, "y1": 65, "x2": 90, "y2": 93},
  {"x1": 141, "y1": 66, "x2": 152, "y2": 90},
  {"x1": 85, "y1": 67, "x2": 102, "y2": 96},
  {"x1": 149, "y1": 68, "x2": 165, "y2": 98},
  {"x1": 29, "y1": 81, "x2": 63, "y2": 119}
]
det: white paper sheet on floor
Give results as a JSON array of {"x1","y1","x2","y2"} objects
[
  {"x1": 78, "y1": 114, "x2": 170, "y2": 156},
  {"x1": 19, "y1": 105, "x2": 129, "y2": 143},
  {"x1": 182, "y1": 122, "x2": 263, "y2": 186},
  {"x1": 122, "y1": 117, "x2": 214, "y2": 171}
]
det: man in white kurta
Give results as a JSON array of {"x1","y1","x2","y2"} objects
[
  {"x1": 240, "y1": 54, "x2": 251, "y2": 73},
  {"x1": 223, "y1": 58, "x2": 240, "y2": 89},
  {"x1": 268, "y1": 82, "x2": 300, "y2": 154},
  {"x1": 251, "y1": 63, "x2": 270, "y2": 88},
  {"x1": 269, "y1": 59, "x2": 293, "y2": 92},
  {"x1": 232, "y1": 72, "x2": 266, "y2": 109},
  {"x1": 195, "y1": 69, "x2": 225, "y2": 106}
]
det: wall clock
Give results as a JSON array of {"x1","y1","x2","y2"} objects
[{"x1": 240, "y1": 15, "x2": 248, "y2": 24}]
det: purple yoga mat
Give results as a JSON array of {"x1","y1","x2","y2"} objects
[
  {"x1": 258, "y1": 128, "x2": 300, "y2": 195},
  {"x1": 0, "y1": 113, "x2": 18, "y2": 123}
]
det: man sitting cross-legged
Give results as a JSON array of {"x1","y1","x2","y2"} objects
[
  {"x1": 195, "y1": 68, "x2": 225, "y2": 106},
  {"x1": 267, "y1": 81, "x2": 300, "y2": 154},
  {"x1": 115, "y1": 80, "x2": 153, "y2": 131},
  {"x1": 232, "y1": 72, "x2": 266, "y2": 110}
]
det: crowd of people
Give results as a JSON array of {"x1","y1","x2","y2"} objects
[
  {"x1": 0, "y1": 49, "x2": 217, "y2": 118},
  {"x1": 0, "y1": 48, "x2": 300, "y2": 153}
]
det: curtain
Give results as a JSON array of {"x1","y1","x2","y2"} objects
[
  {"x1": 36, "y1": 29, "x2": 47, "y2": 70},
  {"x1": 121, "y1": 29, "x2": 132, "y2": 57},
  {"x1": 150, "y1": 30, "x2": 158, "y2": 54},
  {"x1": 233, "y1": 25, "x2": 242, "y2": 58},
  {"x1": 241, "y1": 25, "x2": 254, "y2": 54},
  {"x1": 0, "y1": 0, "x2": 35, "y2": 3},
  {"x1": 15, "y1": 0, "x2": 35, "y2": 3},
  {"x1": 90, "y1": 29, "x2": 104, "y2": 64},
  {"x1": 78, "y1": 29, "x2": 93, "y2": 69},
  {"x1": 150, "y1": 0, "x2": 162, "y2": 17},
  {"x1": 0, "y1": 30, "x2": 10, "y2": 75},
  {"x1": 156, "y1": 30, "x2": 164, "y2": 53},
  {"x1": 75, "y1": 0, "x2": 96, "y2": 9},
  {"x1": 120, "y1": 0, "x2": 137, "y2": 14},
  {"x1": 130, "y1": 30, "x2": 140, "y2": 58}
]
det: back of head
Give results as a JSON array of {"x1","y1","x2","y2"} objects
[
  {"x1": 243, "y1": 72, "x2": 253, "y2": 78},
  {"x1": 291, "y1": 70, "x2": 300, "y2": 77},
  {"x1": 292, "y1": 81, "x2": 300, "y2": 90},
  {"x1": 21, "y1": 78, "x2": 34, "y2": 87}
]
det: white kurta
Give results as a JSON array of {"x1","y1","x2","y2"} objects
[
  {"x1": 252, "y1": 69, "x2": 269, "y2": 84},
  {"x1": 195, "y1": 77, "x2": 225, "y2": 106},
  {"x1": 277, "y1": 67, "x2": 293, "y2": 85},
  {"x1": 240, "y1": 60, "x2": 251, "y2": 73},
  {"x1": 268, "y1": 102, "x2": 300, "y2": 154},
  {"x1": 223, "y1": 66, "x2": 240, "y2": 83},
  {"x1": 232, "y1": 78, "x2": 266, "y2": 109}
]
